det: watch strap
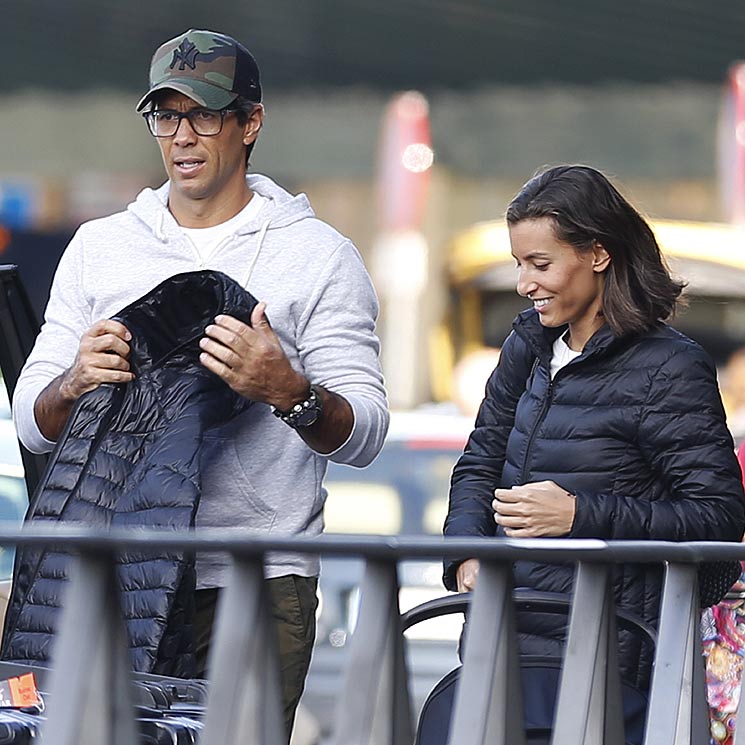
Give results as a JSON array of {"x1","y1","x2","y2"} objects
[{"x1": 272, "y1": 385, "x2": 323, "y2": 429}]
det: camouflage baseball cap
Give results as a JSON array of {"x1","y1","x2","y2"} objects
[{"x1": 136, "y1": 29, "x2": 262, "y2": 112}]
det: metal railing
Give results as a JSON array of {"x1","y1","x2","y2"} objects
[{"x1": 0, "y1": 527, "x2": 741, "y2": 745}]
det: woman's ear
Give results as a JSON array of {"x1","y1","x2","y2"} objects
[{"x1": 592, "y1": 242, "x2": 611, "y2": 273}]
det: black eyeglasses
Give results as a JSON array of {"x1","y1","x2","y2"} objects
[{"x1": 142, "y1": 108, "x2": 240, "y2": 138}]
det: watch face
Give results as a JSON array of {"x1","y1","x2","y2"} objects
[{"x1": 294, "y1": 405, "x2": 320, "y2": 428}]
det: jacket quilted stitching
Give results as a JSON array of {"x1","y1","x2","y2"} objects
[
  {"x1": 1, "y1": 270, "x2": 257, "y2": 676},
  {"x1": 444, "y1": 308, "x2": 745, "y2": 688}
]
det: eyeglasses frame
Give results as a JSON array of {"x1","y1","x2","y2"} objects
[{"x1": 142, "y1": 106, "x2": 244, "y2": 138}]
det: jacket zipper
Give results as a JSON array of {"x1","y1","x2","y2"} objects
[
  {"x1": 514, "y1": 316, "x2": 610, "y2": 483},
  {"x1": 519, "y1": 371, "x2": 554, "y2": 484},
  {"x1": 519, "y1": 350, "x2": 582, "y2": 484}
]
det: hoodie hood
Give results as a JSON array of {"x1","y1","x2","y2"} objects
[{"x1": 126, "y1": 173, "x2": 315, "y2": 243}]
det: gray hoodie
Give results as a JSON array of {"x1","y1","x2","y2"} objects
[{"x1": 13, "y1": 174, "x2": 389, "y2": 584}]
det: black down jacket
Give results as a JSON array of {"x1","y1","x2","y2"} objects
[
  {"x1": 1, "y1": 270, "x2": 257, "y2": 677},
  {"x1": 444, "y1": 308, "x2": 745, "y2": 689}
]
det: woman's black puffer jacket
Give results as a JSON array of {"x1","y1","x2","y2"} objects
[
  {"x1": 1, "y1": 270, "x2": 257, "y2": 677},
  {"x1": 444, "y1": 308, "x2": 745, "y2": 689}
]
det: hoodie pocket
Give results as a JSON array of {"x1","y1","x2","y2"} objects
[{"x1": 199, "y1": 436, "x2": 277, "y2": 531}]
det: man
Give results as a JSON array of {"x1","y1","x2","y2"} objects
[{"x1": 12, "y1": 28, "x2": 388, "y2": 738}]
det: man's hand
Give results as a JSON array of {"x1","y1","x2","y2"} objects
[
  {"x1": 59, "y1": 320, "x2": 134, "y2": 401},
  {"x1": 456, "y1": 558, "x2": 480, "y2": 592},
  {"x1": 199, "y1": 302, "x2": 355, "y2": 454},
  {"x1": 492, "y1": 481, "x2": 576, "y2": 538},
  {"x1": 198, "y1": 302, "x2": 308, "y2": 408},
  {"x1": 35, "y1": 319, "x2": 134, "y2": 441}
]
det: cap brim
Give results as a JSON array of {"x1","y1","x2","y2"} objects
[{"x1": 135, "y1": 79, "x2": 238, "y2": 112}]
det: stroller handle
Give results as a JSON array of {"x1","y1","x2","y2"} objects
[{"x1": 400, "y1": 589, "x2": 657, "y2": 647}]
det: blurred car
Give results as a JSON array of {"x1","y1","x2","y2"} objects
[{"x1": 299, "y1": 407, "x2": 474, "y2": 742}]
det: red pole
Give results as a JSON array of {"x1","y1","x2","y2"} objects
[
  {"x1": 720, "y1": 62, "x2": 745, "y2": 224},
  {"x1": 376, "y1": 91, "x2": 433, "y2": 233}
]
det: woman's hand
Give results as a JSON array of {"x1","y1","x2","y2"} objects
[
  {"x1": 493, "y1": 481, "x2": 576, "y2": 538},
  {"x1": 456, "y1": 558, "x2": 480, "y2": 592}
]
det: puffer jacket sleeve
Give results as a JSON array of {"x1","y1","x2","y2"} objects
[
  {"x1": 442, "y1": 331, "x2": 535, "y2": 590},
  {"x1": 571, "y1": 344, "x2": 745, "y2": 542}
]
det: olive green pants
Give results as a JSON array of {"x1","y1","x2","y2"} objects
[{"x1": 195, "y1": 575, "x2": 318, "y2": 743}]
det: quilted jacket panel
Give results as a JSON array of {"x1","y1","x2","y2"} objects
[{"x1": 1, "y1": 270, "x2": 257, "y2": 676}]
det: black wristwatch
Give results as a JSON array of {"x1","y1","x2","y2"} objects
[{"x1": 272, "y1": 385, "x2": 323, "y2": 429}]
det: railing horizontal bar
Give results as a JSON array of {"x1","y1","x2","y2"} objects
[{"x1": 0, "y1": 526, "x2": 741, "y2": 563}]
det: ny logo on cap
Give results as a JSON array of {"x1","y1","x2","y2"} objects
[{"x1": 170, "y1": 39, "x2": 199, "y2": 71}]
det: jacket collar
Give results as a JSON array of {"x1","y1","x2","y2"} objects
[{"x1": 512, "y1": 308, "x2": 620, "y2": 362}]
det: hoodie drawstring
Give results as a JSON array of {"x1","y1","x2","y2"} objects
[
  {"x1": 241, "y1": 219, "x2": 270, "y2": 288},
  {"x1": 154, "y1": 211, "x2": 167, "y2": 243}
]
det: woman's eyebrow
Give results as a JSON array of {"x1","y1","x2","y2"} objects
[{"x1": 515, "y1": 251, "x2": 551, "y2": 261}]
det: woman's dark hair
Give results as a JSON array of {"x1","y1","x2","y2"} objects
[{"x1": 505, "y1": 164, "x2": 686, "y2": 336}]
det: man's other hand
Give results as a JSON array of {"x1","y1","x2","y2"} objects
[{"x1": 199, "y1": 302, "x2": 308, "y2": 408}]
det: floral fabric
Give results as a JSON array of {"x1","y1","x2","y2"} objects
[{"x1": 703, "y1": 565, "x2": 745, "y2": 744}]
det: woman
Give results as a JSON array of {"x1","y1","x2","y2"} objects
[{"x1": 443, "y1": 164, "x2": 745, "y2": 697}]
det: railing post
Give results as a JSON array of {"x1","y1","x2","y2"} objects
[
  {"x1": 644, "y1": 562, "x2": 709, "y2": 745},
  {"x1": 330, "y1": 558, "x2": 413, "y2": 745},
  {"x1": 734, "y1": 667, "x2": 745, "y2": 744},
  {"x1": 552, "y1": 561, "x2": 625, "y2": 745},
  {"x1": 39, "y1": 549, "x2": 138, "y2": 745},
  {"x1": 201, "y1": 554, "x2": 286, "y2": 745},
  {"x1": 447, "y1": 560, "x2": 526, "y2": 745}
]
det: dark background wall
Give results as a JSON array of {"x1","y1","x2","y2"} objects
[
  {"x1": 6, "y1": 0, "x2": 745, "y2": 93},
  {"x1": 0, "y1": 231, "x2": 70, "y2": 323}
]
